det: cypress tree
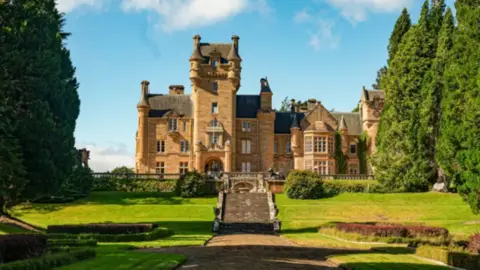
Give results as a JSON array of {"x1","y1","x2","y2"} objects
[
  {"x1": 438, "y1": 0, "x2": 480, "y2": 213},
  {"x1": 373, "y1": 0, "x2": 436, "y2": 191},
  {"x1": 387, "y1": 8, "x2": 412, "y2": 65}
]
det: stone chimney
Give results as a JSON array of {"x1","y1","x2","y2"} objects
[
  {"x1": 232, "y1": 35, "x2": 239, "y2": 52},
  {"x1": 169, "y1": 85, "x2": 185, "y2": 95},
  {"x1": 307, "y1": 99, "x2": 317, "y2": 110},
  {"x1": 193, "y1": 34, "x2": 201, "y2": 48}
]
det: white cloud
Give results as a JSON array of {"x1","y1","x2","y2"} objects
[
  {"x1": 76, "y1": 142, "x2": 134, "y2": 172},
  {"x1": 294, "y1": 9, "x2": 340, "y2": 52},
  {"x1": 56, "y1": 0, "x2": 103, "y2": 13},
  {"x1": 121, "y1": 0, "x2": 271, "y2": 32},
  {"x1": 325, "y1": 0, "x2": 412, "y2": 23}
]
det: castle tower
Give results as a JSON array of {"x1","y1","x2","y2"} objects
[
  {"x1": 290, "y1": 99, "x2": 303, "y2": 170},
  {"x1": 189, "y1": 35, "x2": 241, "y2": 172},
  {"x1": 257, "y1": 78, "x2": 275, "y2": 171},
  {"x1": 360, "y1": 86, "x2": 385, "y2": 154},
  {"x1": 135, "y1": 80, "x2": 150, "y2": 173},
  {"x1": 339, "y1": 115, "x2": 349, "y2": 155}
]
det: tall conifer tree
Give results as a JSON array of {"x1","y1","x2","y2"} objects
[
  {"x1": 438, "y1": 0, "x2": 480, "y2": 213},
  {"x1": 373, "y1": 1, "x2": 436, "y2": 191}
]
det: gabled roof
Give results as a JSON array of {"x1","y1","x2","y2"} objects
[
  {"x1": 275, "y1": 112, "x2": 305, "y2": 134},
  {"x1": 198, "y1": 43, "x2": 235, "y2": 63},
  {"x1": 330, "y1": 112, "x2": 363, "y2": 135},
  {"x1": 236, "y1": 95, "x2": 260, "y2": 118},
  {"x1": 147, "y1": 94, "x2": 193, "y2": 118}
]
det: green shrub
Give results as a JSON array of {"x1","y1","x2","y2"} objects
[
  {"x1": 0, "y1": 248, "x2": 95, "y2": 270},
  {"x1": 284, "y1": 170, "x2": 325, "y2": 199},
  {"x1": 60, "y1": 166, "x2": 94, "y2": 199},
  {"x1": 47, "y1": 239, "x2": 97, "y2": 247},
  {"x1": 92, "y1": 177, "x2": 177, "y2": 192},
  {"x1": 47, "y1": 227, "x2": 172, "y2": 243},
  {"x1": 323, "y1": 180, "x2": 384, "y2": 194},
  {"x1": 415, "y1": 245, "x2": 480, "y2": 269},
  {"x1": 176, "y1": 171, "x2": 209, "y2": 198}
]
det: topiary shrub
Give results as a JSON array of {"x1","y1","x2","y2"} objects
[
  {"x1": 176, "y1": 171, "x2": 208, "y2": 198},
  {"x1": 284, "y1": 170, "x2": 325, "y2": 199}
]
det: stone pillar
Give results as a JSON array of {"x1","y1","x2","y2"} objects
[
  {"x1": 290, "y1": 127, "x2": 302, "y2": 170},
  {"x1": 195, "y1": 142, "x2": 203, "y2": 172},
  {"x1": 224, "y1": 140, "x2": 231, "y2": 172}
]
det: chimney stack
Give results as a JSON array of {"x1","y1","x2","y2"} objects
[
  {"x1": 169, "y1": 85, "x2": 185, "y2": 95},
  {"x1": 141, "y1": 80, "x2": 150, "y2": 97},
  {"x1": 232, "y1": 35, "x2": 239, "y2": 51},
  {"x1": 193, "y1": 34, "x2": 201, "y2": 48}
]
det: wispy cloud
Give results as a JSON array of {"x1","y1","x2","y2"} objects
[
  {"x1": 294, "y1": 9, "x2": 340, "y2": 52},
  {"x1": 324, "y1": 0, "x2": 412, "y2": 24},
  {"x1": 76, "y1": 142, "x2": 134, "y2": 172},
  {"x1": 56, "y1": 0, "x2": 104, "y2": 13},
  {"x1": 121, "y1": 0, "x2": 272, "y2": 32}
]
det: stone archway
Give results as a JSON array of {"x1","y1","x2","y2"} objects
[
  {"x1": 204, "y1": 158, "x2": 223, "y2": 174},
  {"x1": 232, "y1": 182, "x2": 255, "y2": 193}
]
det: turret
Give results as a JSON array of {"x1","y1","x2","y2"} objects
[
  {"x1": 290, "y1": 99, "x2": 301, "y2": 152},
  {"x1": 189, "y1": 34, "x2": 203, "y2": 84},
  {"x1": 260, "y1": 77, "x2": 272, "y2": 111},
  {"x1": 136, "y1": 80, "x2": 150, "y2": 173},
  {"x1": 338, "y1": 115, "x2": 349, "y2": 154},
  {"x1": 227, "y1": 35, "x2": 241, "y2": 88}
]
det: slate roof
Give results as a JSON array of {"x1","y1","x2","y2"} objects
[
  {"x1": 198, "y1": 43, "x2": 234, "y2": 64},
  {"x1": 331, "y1": 112, "x2": 363, "y2": 135},
  {"x1": 260, "y1": 78, "x2": 272, "y2": 93},
  {"x1": 361, "y1": 89, "x2": 385, "y2": 101},
  {"x1": 275, "y1": 112, "x2": 305, "y2": 134},
  {"x1": 236, "y1": 95, "x2": 260, "y2": 118},
  {"x1": 147, "y1": 94, "x2": 193, "y2": 118}
]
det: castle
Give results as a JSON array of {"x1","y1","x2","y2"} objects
[{"x1": 135, "y1": 35, "x2": 385, "y2": 175}]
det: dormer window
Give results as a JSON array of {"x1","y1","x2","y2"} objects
[
  {"x1": 212, "y1": 59, "x2": 218, "y2": 68},
  {"x1": 212, "y1": 82, "x2": 218, "y2": 92},
  {"x1": 168, "y1": 118, "x2": 178, "y2": 131}
]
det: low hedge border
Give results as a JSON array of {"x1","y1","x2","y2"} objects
[
  {"x1": 0, "y1": 248, "x2": 95, "y2": 270},
  {"x1": 47, "y1": 223, "x2": 158, "y2": 234},
  {"x1": 93, "y1": 177, "x2": 178, "y2": 192},
  {"x1": 47, "y1": 239, "x2": 97, "y2": 247},
  {"x1": 323, "y1": 180, "x2": 384, "y2": 194},
  {"x1": 335, "y1": 223, "x2": 449, "y2": 238},
  {"x1": 415, "y1": 245, "x2": 480, "y2": 270},
  {"x1": 48, "y1": 227, "x2": 173, "y2": 242},
  {"x1": 0, "y1": 234, "x2": 47, "y2": 263}
]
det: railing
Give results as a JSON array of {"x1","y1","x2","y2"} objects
[
  {"x1": 92, "y1": 173, "x2": 182, "y2": 180},
  {"x1": 322, "y1": 174, "x2": 375, "y2": 180}
]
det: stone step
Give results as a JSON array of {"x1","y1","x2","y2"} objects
[
  {"x1": 222, "y1": 193, "x2": 271, "y2": 223},
  {"x1": 219, "y1": 222, "x2": 275, "y2": 234}
]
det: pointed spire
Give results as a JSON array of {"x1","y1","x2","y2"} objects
[
  {"x1": 227, "y1": 35, "x2": 241, "y2": 61},
  {"x1": 339, "y1": 115, "x2": 348, "y2": 130},
  {"x1": 291, "y1": 113, "x2": 300, "y2": 129},
  {"x1": 189, "y1": 34, "x2": 203, "y2": 61}
]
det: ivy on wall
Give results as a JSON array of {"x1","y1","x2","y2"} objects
[
  {"x1": 357, "y1": 132, "x2": 369, "y2": 174},
  {"x1": 335, "y1": 131, "x2": 348, "y2": 174}
]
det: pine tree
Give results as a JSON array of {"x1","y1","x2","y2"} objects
[
  {"x1": 438, "y1": 0, "x2": 480, "y2": 214},
  {"x1": 418, "y1": 8, "x2": 454, "y2": 184},
  {"x1": 373, "y1": 0, "x2": 436, "y2": 191}
]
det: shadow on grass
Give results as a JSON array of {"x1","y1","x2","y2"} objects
[{"x1": 139, "y1": 243, "x2": 450, "y2": 269}]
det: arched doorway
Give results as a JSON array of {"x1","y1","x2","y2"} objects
[{"x1": 204, "y1": 158, "x2": 223, "y2": 174}]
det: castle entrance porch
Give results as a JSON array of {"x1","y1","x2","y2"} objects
[{"x1": 204, "y1": 158, "x2": 223, "y2": 174}]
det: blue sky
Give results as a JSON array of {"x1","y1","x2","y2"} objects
[{"x1": 60, "y1": 0, "x2": 455, "y2": 171}]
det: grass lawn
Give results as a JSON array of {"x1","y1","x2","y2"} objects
[{"x1": 0, "y1": 223, "x2": 28, "y2": 234}]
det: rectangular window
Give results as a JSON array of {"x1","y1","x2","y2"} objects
[
  {"x1": 179, "y1": 162, "x2": 188, "y2": 175},
  {"x1": 212, "y1": 82, "x2": 218, "y2": 92},
  {"x1": 241, "y1": 140, "x2": 251, "y2": 154},
  {"x1": 314, "y1": 136, "x2": 327, "y2": 152},
  {"x1": 242, "y1": 121, "x2": 251, "y2": 132},
  {"x1": 241, "y1": 162, "x2": 251, "y2": 173},
  {"x1": 180, "y1": 140, "x2": 189, "y2": 152},
  {"x1": 156, "y1": 162, "x2": 165, "y2": 174},
  {"x1": 285, "y1": 141, "x2": 291, "y2": 154},
  {"x1": 328, "y1": 136, "x2": 334, "y2": 153},
  {"x1": 314, "y1": 161, "x2": 329, "y2": 175},
  {"x1": 183, "y1": 120, "x2": 187, "y2": 132},
  {"x1": 211, "y1": 102, "x2": 218, "y2": 114},
  {"x1": 305, "y1": 137, "x2": 313, "y2": 153},
  {"x1": 168, "y1": 119, "x2": 178, "y2": 131},
  {"x1": 349, "y1": 163, "x2": 359, "y2": 174},
  {"x1": 274, "y1": 141, "x2": 278, "y2": 155},
  {"x1": 350, "y1": 144, "x2": 357, "y2": 154},
  {"x1": 212, "y1": 60, "x2": 218, "y2": 68},
  {"x1": 156, "y1": 140, "x2": 166, "y2": 153},
  {"x1": 210, "y1": 134, "x2": 219, "y2": 145}
]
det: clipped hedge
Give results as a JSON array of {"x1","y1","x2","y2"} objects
[
  {"x1": 47, "y1": 239, "x2": 97, "y2": 247},
  {"x1": 0, "y1": 248, "x2": 95, "y2": 270},
  {"x1": 284, "y1": 170, "x2": 325, "y2": 199},
  {"x1": 48, "y1": 227, "x2": 172, "y2": 242},
  {"x1": 416, "y1": 245, "x2": 480, "y2": 270},
  {"x1": 469, "y1": 234, "x2": 480, "y2": 254},
  {"x1": 322, "y1": 180, "x2": 384, "y2": 194},
  {"x1": 176, "y1": 171, "x2": 210, "y2": 198},
  {"x1": 93, "y1": 177, "x2": 177, "y2": 192},
  {"x1": 47, "y1": 223, "x2": 158, "y2": 235},
  {"x1": 0, "y1": 234, "x2": 47, "y2": 263},
  {"x1": 335, "y1": 223, "x2": 449, "y2": 238}
]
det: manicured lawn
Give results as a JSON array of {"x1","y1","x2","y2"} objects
[
  {"x1": 277, "y1": 192, "x2": 480, "y2": 237},
  {"x1": 12, "y1": 192, "x2": 216, "y2": 247},
  {"x1": 0, "y1": 222, "x2": 28, "y2": 234}
]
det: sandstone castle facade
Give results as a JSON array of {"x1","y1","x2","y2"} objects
[{"x1": 135, "y1": 35, "x2": 385, "y2": 175}]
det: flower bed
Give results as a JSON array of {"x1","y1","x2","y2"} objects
[
  {"x1": 335, "y1": 223, "x2": 449, "y2": 238},
  {"x1": 46, "y1": 223, "x2": 158, "y2": 235},
  {"x1": 469, "y1": 234, "x2": 480, "y2": 254},
  {"x1": 47, "y1": 227, "x2": 172, "y2": 242},
  {"x1": 0, "y1": 234, "x2": 47, "y2": 263}
]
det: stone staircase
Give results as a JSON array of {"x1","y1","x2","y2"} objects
[{"x1": 214, "y1": 192, "x2": 280, "y2": 234}]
